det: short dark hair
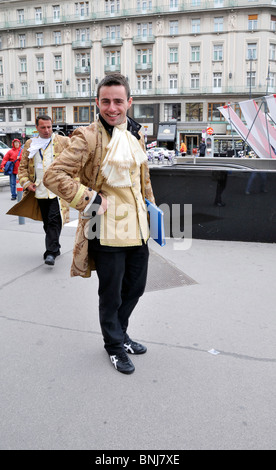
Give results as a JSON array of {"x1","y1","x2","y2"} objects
[
  {"x1": 97, "y1": 73, "x2": 131, "y2": 100},
  {"x1": 36, "y1": 115, "x2": 52, "y2": 126}
]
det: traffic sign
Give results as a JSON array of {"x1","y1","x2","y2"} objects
[{"x1": 206, "y1": 127, "x2": 214, "y2": 135}]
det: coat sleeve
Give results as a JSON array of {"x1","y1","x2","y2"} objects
[
  {"x1": 0, "y1": 150, "x2": 12, "y2": 169},
  {"x1": 18, "y1": 140, "x2": 32, "y2": 189},
  {"x1": 43, "y1": 127, "x2": 98, "y2": 212}
]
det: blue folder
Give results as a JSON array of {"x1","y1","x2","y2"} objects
[{"x1": 145, "y1": 199, "x2": 166, "y2": 247}]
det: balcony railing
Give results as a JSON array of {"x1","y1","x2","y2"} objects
[
  {"x1": 72, "y1": 40, "x2": 93, "y2": 49},
  {"x1": 75, "y1": 66, "x2": 91, "y2": 75},
  {"x1": 0, "y1": 86, "x2": 271, "y2": 103},
  {"x1": 135, "y1": 62, "x2": 153, "y2": 73},
  {"x1": 133, "y1": 36, "x2": 156, "y2": 45},
  {"x1": 104, "y1": 64, "x2": 121, "y2": 73},
  {"x1": 101, "y1": 38, "x2": 123, "y2": 47},
  {"x1": 0, "y1": 1, "x2": 274, "y2": 31}
]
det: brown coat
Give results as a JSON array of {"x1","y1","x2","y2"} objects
[
  {"x1": 7, "y1": 134, "x2": 70, "y2": 224},
  {"x1": 43, "y1": 120, "x2": 155, "y2": 278}
]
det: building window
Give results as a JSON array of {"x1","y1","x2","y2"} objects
[
  {"x1": 208, "y1": 103, "x2": 225, "y2": 121},
  {"x1": 54, "y1": 55, "x2": 62, "y2": 70},
  {"x1": 54, "y1": 31, "x2": 62, "y2": 45},
  {"x1": 21, "y1": 82, "x2": 28, "y2": 96},
  {"x1": 0, "y1": 84, "x2": 4, "y2": 97},
  {"x1": 76, "y1": 52, "x2": 90, "y2": 67},
  {"x1": 190, "y1": 73, "x2": 200, "y2": 89},
  {"x1": 169, "y1": 74, "x2": 178, "y2": 91},
  {"x1": 36, "y1": 33, "x2": 43, "y2": 47},
  {"x1": 271, "y1": 16, "x2": 276, "y2": 32},
  {"x1": 19, "y1": 57, "x2": 27, "y2": 72},
  {"x1": 191, "y1": 19, "x2": 200, "y2": 34},
  {"x1": 38, "y1": 81, "x2": 45, "y2": 95},
  {"x1": 105, "y1": 25, "x2": 120, "y2": 39},
  {"x1": 170, "y1": 0, "x2": 179, "y2": 10},
  {"x1": 106, "y1": 51, "x2": 120, "y2": 66},
  {"x1": 76, "y1": 28, "x2": 90, "y2": 41},
  {"x1": 36, "y1": 56, "x2": 44, "y2": 71},
  {"x1": 52, "y1": 107, "x2": 66, "y2": 123},
  {"x1": 137, "y1": 1, "x2": 152, "y2": 13},
  {"x1": 191, "y1": 46, "x2": 200, "y2": 62},
  {"x1": 26, "y1": 108, "x2": 32, "y2": 121},
  {"x1": 0, "y1": 108, "x2": 5, "y2": 121},
  {"x1": 105, "y1": 0, "x2": 120, "y2": 14},
  {"x1": 137, "y1": 23, "x2": 152, "y2": 37},
  {"x1": 186, "y1": 103, "x2": 203, "y2": 122},
  {"x1": 73, "y1": 106, "x2": 94, "y2": 123},
  {"x1": 0, "y1": 59, "x2": 3, "y2": 75},
  {"x1": 248, "y1": 14, "x2": 258, "y2": 31},
  {"x1": 137, "y1": 74, "x2": 152, "y2": 92},
  {"x1": 164, "y1": 103, "x2": 181, "y2": 121},
  {"x1": 35, "y1": 108, "x2": 48, "y2": 120},
  {"x1": 247, "y1": 71, "x2": 256, "y2": 88},
  {"x1": 75, "y1": 2, "x2": 89, "y2": 17},
  {"x1": 169, "y1": 21, "x2": 179, "y2": 35},
  {"x1": 213, "y1": 72, "x2": 222, "y2": 90},
  {"x1": 137, "y1": 49, "x2": 152, "y2": 64},
  {"x1": 270, "y1": 44, "x2": 276, "y2": 61},
  {"x1": 55, "y1": 81, "x2": 63, "y2": 94},
  {"x1": 133, "y1": 104, "x2": 154, "y2": 119},
  {"x1": 169, "y1": 47, "x2": 178, "y2": 63},
  {"x1": 214, "y1": 17, "x2": 224, "y2": 32},
  {"x1": 77, "y1": 78, "x2": 90, "y2": 95},
  {"x1": 213, "y1": 44, "x2": 223, "y2": 61},
  {"x1": 53, "y1": 5, "x2": 61, "y2": 21},
  {"x1": 268, "y1": 73, "x2": 275, "y2": 90},
  {"x1": 19, "y1": 34, "x2": 26, "y2": 48},
  {"x1": 17, "y1": 9, "x2": 25, "y2": 24},
  {"x1": 247, "y1": 43, "x2": 257, "y2": 60},
  {"x1": 35, "y1": 7, "x2": 43, "y2": 23},
  {"x1": 8, "y1": 108, "x2": 22, "y2": 122}
]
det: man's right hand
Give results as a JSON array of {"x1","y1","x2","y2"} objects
[
  {"x1": 97, "y1": 194, "x2": 108, "y2": 215},
  {"x1": 27, "y1": 183, "x2": 36, "y2": 192}
]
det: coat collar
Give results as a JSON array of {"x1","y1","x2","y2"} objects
[{"x1": 98, "y1": 114, "x2": 141, "y2": 140}]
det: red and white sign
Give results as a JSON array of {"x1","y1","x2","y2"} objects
[
  {"x1": 147, "y1": 141, "x2": 157, "y2": 149},
  {"x1": 206, "y1": 127, "x2": 214, "y2": 135}
]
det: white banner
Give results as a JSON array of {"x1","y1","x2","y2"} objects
[
  {"x1": 219, "y1": 105, "x2": 275, "y2": 159},
  {"x1": 265, "y1": 95, "x2": 276, "y2": 123}
]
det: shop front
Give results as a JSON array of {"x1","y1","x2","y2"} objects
[{"x1": 157, "y1": 123, "x2": 176, "y2": 150}]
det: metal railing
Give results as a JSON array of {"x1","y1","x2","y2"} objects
[
  {"x1": 0, "y1": 86, "x2": 270, "y2": 103},
  {"x1": 0, "y1": 1, "x2": 274, "y2": 30}
]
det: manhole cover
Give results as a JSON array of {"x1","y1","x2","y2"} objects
[{"x1": 146, "y1": 250, "x2": 197, "y2": 292}]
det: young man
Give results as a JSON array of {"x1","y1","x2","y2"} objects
[
  {"x1": 43, "y1": 74, "x2": 155, "y2": 374},
  {"x1": 16, "y1": 116, "x2": 70, "y2": 265}
]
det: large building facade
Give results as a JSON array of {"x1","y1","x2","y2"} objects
[{"x1": 0, "y1": 0, "x2": 275, "y2": 151}]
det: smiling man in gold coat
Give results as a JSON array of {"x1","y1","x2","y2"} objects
[{"x1": 44, "y1": 74, "x2": 155, "y2": 375}]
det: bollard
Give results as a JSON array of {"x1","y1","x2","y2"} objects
[{"x1": 16, "y1": 179, "x2": 25, "y2": 225}]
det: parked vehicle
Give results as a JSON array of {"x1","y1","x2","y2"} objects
[{"x1": 0, "y1": 141, "x2": 11, "y2": 166}]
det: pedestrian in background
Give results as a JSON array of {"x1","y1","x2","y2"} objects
[
  {"x1": 0, "y1": 139, "x2": 22, "y2": 200},
  {"x1": 10, "y1": 116, "x2": 70, "y2": 266}
]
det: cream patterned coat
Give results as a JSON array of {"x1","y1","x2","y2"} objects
[
  {"x1": 18, "y1": 133, "x2": 71, "y2": 224},
  {"x1": 43, "y1": 119, "x2": 155, "y2": 278}
]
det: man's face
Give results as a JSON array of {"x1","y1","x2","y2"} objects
[
  {"x1": 36, "y1": 119, "x2": 53, "y2": 139},
  {"x1": 96, "y1": 85, "x2": 132, "y2": 127}
]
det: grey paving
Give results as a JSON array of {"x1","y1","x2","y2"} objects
[{"x1": 0, "y1": 184, "x2": 276, "y2": 450}]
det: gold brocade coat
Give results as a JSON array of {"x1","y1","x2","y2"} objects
[
  {"x1": 43, "y1": 120, "x2": 155, "y2": 278},
  {"x1": 8, "y1": 134, "x2": 71, "y2": 224}
]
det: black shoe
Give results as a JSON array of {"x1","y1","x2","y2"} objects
[
  {"x1": 45, "y1": 255, "x2": 55, "y2": 266},
  {"x1": 11, "y1": 197, "x2": 17, "y2": 200},
  {"x1": 109, "y1": 351, "x2": 135, "y2": 374},
  {"x1": 124, "y1": 339, "x2": 147, "y2": 355}
]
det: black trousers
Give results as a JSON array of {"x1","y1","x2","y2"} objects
[
  {"x1": 37, "y1": 197, "x2": 62, "y2": 259},
  {"x1": 90, "y1": 243, "x2": 149, "y2": 355}
]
